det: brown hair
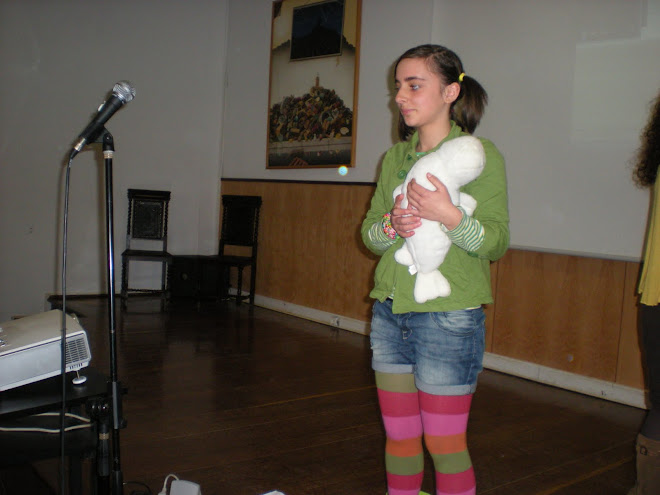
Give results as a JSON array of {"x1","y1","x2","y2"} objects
[
  {"x1": 633, "y1": 91, "x2": 660, "y2": 187},
  {"x1": 394, "y1": 44, "x2": 488, "y2": 140}
]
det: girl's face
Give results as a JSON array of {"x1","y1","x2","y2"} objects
[{"x1": 394, "y1": 57, "x2": 456, "y2": 134}]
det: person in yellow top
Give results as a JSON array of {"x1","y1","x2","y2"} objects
[{"x1": 631, "y1": 89, "x2": 660, "y2": 495}]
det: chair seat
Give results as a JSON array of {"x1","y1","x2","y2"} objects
[
  {"x1": 122, "y1": 249, "x2": 173, "y2": 262},
  {"x1": 215, "y1": 254, "x2": 253, "y2": 267}
]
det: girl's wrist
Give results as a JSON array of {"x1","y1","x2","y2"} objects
[
  {"x1": 382, "y1": 212, "x2": 399, "y2": 239},
  {"x1": 441, "y1": 205, "x2": 463, "y2": 231}
]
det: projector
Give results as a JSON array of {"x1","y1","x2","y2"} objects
[{"x1": 0, "y1": 309, "x2": 92, "y2": 392}]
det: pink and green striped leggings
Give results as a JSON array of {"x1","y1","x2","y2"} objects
[{"x1": 376, "y1": 371, "x2": 476, "y2": 495}]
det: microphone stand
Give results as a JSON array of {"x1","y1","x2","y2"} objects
[{"x1": 98, "y1": 128, "x2": 125, "y2": 495}]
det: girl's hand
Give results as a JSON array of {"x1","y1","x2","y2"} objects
[
  {"x1": 406, "y1": 173, "x2": 462, "y2": 230},
  {"x1": 391, "y1": 193, "x2": 421, "y2": 238}
]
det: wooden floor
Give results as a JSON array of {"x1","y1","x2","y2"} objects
[{"x1": 2, "y1": 296, "x2": 647, "y2": 494}]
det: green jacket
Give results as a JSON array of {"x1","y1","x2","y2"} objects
[{"x1": 361, "y1": 123, "x2": 510, "y2": 313}]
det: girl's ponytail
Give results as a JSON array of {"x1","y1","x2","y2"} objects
[{"x1": 451, "y1": 74, "x2": 488, "y2": 135}]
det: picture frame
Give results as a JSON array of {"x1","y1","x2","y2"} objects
[{"x1": 266, "y1": 0, "x2": 361, "y2": 169}]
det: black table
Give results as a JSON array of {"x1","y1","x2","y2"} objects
[
  {"x1": 0, "y1": 368, "x2": 115, "y2": 495},
  {"x1": 170, "y1": 254, "x2": 228, "y2": 301},
  {"x1": 0, "y1": 367, "x2": 109, "y2": 418}
]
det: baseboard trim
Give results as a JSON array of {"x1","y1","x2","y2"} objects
[
  {"x1": 482, "y1": 353, "x2": 647, "y2": 409},
  {"x1": 253, "y1": 294, "x2": 647, "y2": 409},
  {"x1": 254, "y1": 295, "x2": 370, "y2": 335}
]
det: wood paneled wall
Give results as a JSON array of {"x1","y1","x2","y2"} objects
[
  {"x1": 221, "y1": 180, "x2": 379, "y2": 322},
  {"x1": 492, "y1": 251, "x2": 643, "y2": 386},
  {"x1": 221, "y1": 180, "x2": 645, "y2": 391}
]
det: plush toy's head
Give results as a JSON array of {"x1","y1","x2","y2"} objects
[
  {"x1": 427, "y1": 135, "x2": 485, "y2": 186},
  {"x1": 395, "y1": 136, "x2": 485, "y2": 206}
]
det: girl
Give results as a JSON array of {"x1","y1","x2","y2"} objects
[
  {"x1": 361, "y1": 44, "x2": 509, "y2": 495},
  {"x1": 630, "y1": 89, "x2": 660, "y2": 495}
]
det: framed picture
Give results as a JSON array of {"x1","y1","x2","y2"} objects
[{"x1": 267, "y1": 0, "x2": 361, "y2": 169}]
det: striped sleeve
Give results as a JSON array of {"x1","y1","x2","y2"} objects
[
  {"x1": 445, "y1": 207, "x2": 485, "y2": 253},
  {"x1": 365, "y1": 218, "x2": 398, "y2": 252}
]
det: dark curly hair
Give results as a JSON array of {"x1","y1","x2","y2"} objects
[
  {"x1": 394, "y1": 44, "x2": 488, "y2": 141},
  {"x1": 633, "y1": 91, "x2": 660, "y2": 187}
]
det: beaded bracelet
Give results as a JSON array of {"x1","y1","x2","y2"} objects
[{"x1": 382, "y1": 212, "x2": 398, "y2": 240}]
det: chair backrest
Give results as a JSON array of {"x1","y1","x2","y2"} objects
[
  {"x1": 126, "y1": 189, "x2": 171, "y2": 251},
  {"x1": 219, "y1": 195, "x2": 262, "y2": 257}
]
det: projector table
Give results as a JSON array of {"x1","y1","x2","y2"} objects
[{"x1": 0, "y1": 367, "x2": 118, "y2": 495}]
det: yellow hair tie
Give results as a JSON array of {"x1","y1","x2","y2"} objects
[{"x1": 458, "y1": 72, "x2": 465, "y2": 82}]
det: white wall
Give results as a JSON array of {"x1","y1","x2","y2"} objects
[{"x1": 0, "y1": 0, "x2": 228, "y2": 322}]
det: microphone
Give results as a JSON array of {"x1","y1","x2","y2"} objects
[{"x1": 70, "y1": 81, "x2": 136, "y2": 159}]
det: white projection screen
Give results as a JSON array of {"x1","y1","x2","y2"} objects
[{"x1": 433, "y1": 0, "x2": 660, "y2": 260}]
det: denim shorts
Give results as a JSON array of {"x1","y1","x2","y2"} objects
[{"x1": 370, "y1": 299, "x2": 485, "y2": 395}]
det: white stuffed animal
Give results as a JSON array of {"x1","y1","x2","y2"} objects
[{"x1": 393, "y1": 135, "x2": 485, "y2": 303}]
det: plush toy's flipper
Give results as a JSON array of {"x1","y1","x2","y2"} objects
[
  {"x1": 394, "y1": 244, "x2": 415, "y2": 269},
  {"x1": 393, "y1": 185, "x2": 403, "y2": 199},
  {"x1": 414, "y1": 270, "x2": 451, "y2": 303},
  {"x1": 459, "y1": 192, "x2": 478, "y2": 216}
]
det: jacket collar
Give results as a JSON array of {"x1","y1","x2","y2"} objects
[{"x1": 405, "y1": 121, "x2": 465, "y2": 163}]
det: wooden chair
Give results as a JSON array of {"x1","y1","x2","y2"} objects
[
  {"x1": 120, "y1": 189, "x2": 172, "y2": 310},
  {"x1": 217, "y1": 195, "x2": 262, "y2": 305}
]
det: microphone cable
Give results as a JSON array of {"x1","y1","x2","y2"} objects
[{"x1": 59, "y1": 156, "x2": 73, "y2": 495}]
